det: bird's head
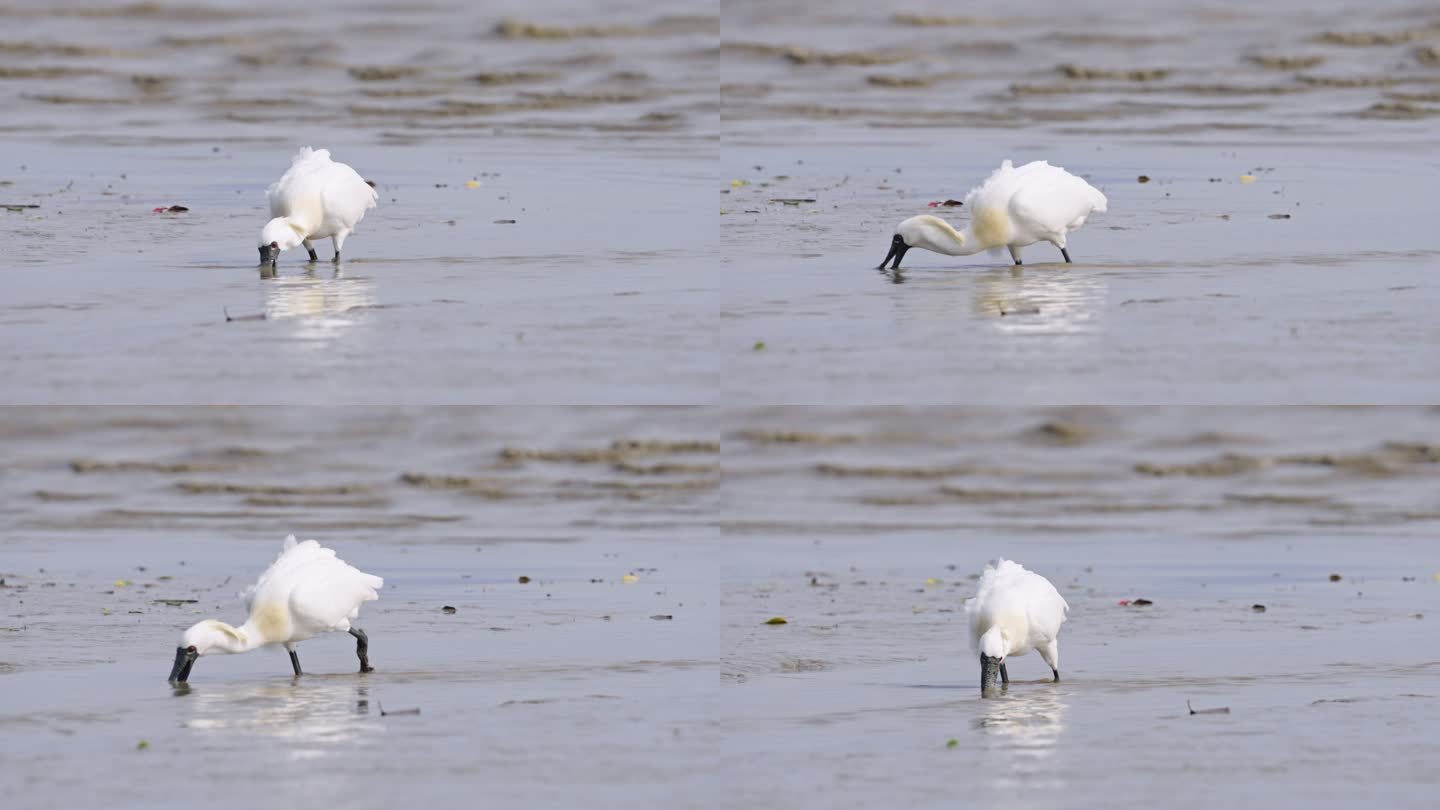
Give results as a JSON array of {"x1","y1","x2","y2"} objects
[
  {"x1": 168, "y1": 620, "x2": 238, "y2": 682},
  {"x1": 978, "y1": 627, "x2": 1006, "y2": 695},
  {"x1": 878, "y1": 215, "x2": 966, "y2": 270},
  {"x1": 258, "y1": 217, "x2": 303, "y2": 265}
]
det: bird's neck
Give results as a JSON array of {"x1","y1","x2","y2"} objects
[
  {"x1": 930, "y1": 226, "x2": 986, "y2": 257},
  {"x1": 979, "y1": 625, "x2": 1009, "y2": 656},
  {"x1": 215, "y1": 621, "x2": 265, "y2": 654},
  {"x1": 279, "y1": 214, "x2": 314, "y2": 239}
]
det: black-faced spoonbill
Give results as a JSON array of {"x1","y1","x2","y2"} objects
[
  {"x1": 168, "y1": 535, "x2": 383, "y2": 683},
  {"x1": 964, "y1": 558, "x2": 1069, "y2": 695},
  {"x1": 258, "y1": 147, "x2": 378, "y2": 266},
  {"x1": 879, "y1": 160, "x2": 1107, "y2": 269}
]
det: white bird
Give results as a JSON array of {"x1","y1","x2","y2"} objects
[
  {"x1": 879, "y1": 160, "x2": 1107, "y2": 269},
  {"x1": 258, "y1": 147, "x2": 378, "y2": 265},
  {"x1": 964, "y1": 558, "x2": 1069, "y2": 694},
  {"x1": 168, "y1": 535, "x2": 383, "y2": 683}
]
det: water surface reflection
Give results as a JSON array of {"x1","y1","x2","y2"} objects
[
  {"x1": 970, "y1": 268, "x2": 1105, "y2": 336},
  {"x1": 178, "y1": 678, "x2": 383, "y2": 756},
  {"x1": 261, "y1": 267, "x2": 377, "y2": 344},
  {"x1": 974, "y1": 688, "x2": 1069, "y2": 791}
]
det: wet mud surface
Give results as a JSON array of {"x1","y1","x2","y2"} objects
[
  {"x1": 0, "y1": 0, "x2": 717, "y2": 405},
  {"x1": 721, "y1": 0, "x2": 1440, "y2": 404},
  {"x1": 0, "y1": 408, "x2": 718, "y2": 808},
  {"x1": 719, "y1": 407, "x2": 1440, "y2": 809}
]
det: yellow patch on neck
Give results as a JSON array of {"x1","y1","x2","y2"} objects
[
  {"x1": 917, "y1": 214, "x2": 965, "y2": 244},
  {"x1": 212, "y1": 621, "x2": 242, "y2": 643},
  {"x1": 971, "y1": 207, "x2": 1011, "y2": 248},
  {"x1": 250, "y1": 602, "x2": 289, "y2": 642}
]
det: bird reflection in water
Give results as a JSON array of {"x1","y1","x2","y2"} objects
[
  {"x1": 878, "y1": 267, "x2": 906, "y2": 285},
  {"x1": 882, "y1": 263, "x2": 1105, "y2": 343},
  {"x1": 258, "y1": 260, "x2": 349, "y2": 282},
  {"x1": 973, "y1": 689, "x2": 1069, "y2": 790},
  {"x1": 176, "y1": 679, "x2": 381, "y2": 753},
  {"x1": 259, "y1": 263, "x2": 377, "y2": 344},
  {"x1": 971, "y1": 266, "x2": 1105, "y2": 336}
]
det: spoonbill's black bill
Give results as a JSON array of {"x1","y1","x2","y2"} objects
[
  {"x1": 166, "y1": 534, "x2": 383, "y2": 683},
  {"x1": 168, "y1": 645, "x2": 197, "y2": 683},
  {"x1": 877, "y1": 233, "x2": 910, "y2": 270}
]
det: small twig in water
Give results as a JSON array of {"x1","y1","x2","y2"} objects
[
  {"x1": 1188, "y1": 700, "x2": 1230, "y2": 715},
  {"x1": 379, "y1": 702, "x2": 420, "y2": 717}
]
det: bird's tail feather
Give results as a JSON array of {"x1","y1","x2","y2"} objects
[{"x1": 292, "y1": 146, "x2": 331, "y2": 164}]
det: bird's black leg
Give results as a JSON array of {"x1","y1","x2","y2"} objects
[
  {"x1": 289, "y1": 649, "x2": 303, "y2": 677},
  {"x1": 1000, "y1": 663, "x2": 1010, "y2": 685},
  {"x1": 1052, "y1": 667, "x2": 1060, "y2": 683},
  {"x1": 349, "y1": 626, "x2": 373, "y2": 673},
  {"x1": 1060, "y1": 247, "x2": 1072, "y2": 263},
  {"x1": 1008, "y1": 245, "x2": 1023, "y2": 266},
  {"x1": 304, "y1": 240, "x2": 318, "y2": 262}
]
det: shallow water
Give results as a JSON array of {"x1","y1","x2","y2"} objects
[
  {"x1": 2, "y1": 138, "x2": 715, "y2": 404},
  {"x1": 5, "y1": 0, "x2": 1440, "y2": 807},
  {"x1": 0, "y1": 408, "x2": 718, "y2": 808},
  {"x1": 721, "y1": 0, "x2": 1440, "y2": 404},
  {"x1": 4, "y1": 406, "x2": 1440, "y2": 808},
  {"x1": 722, "y1": 136, "x2": 1440, "y2": 403},
  {"x1": 0, "y1": 0, "x2": 717, "y2": 405},
  {"x1": 718, "y1": 406, "x2": 1440, "y2": 808}
]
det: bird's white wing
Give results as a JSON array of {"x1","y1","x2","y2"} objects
[
  {"x1": 1007, "y1": 168, "x2": 1103, "y2": 239},
  {"x1": 265, "y1": 150, "x2": 321, "y2": 216},
  {"x1": 962, "y1": 160, "x2": 1056, "y2": 206},
  {"x1": 1021, "y1": 570, "x2": 1069, "y2": 644},
  {"x1": 963, "y1": 595, "x2": 982, "y2": 648},
  {"x1": 266, "y1": 164, "x2": 321, "y2": 221},
  {"x1": 268, "y1": 148, "x2": 354, "y2": 221},
  {"x1": 288, "y1": 554, "x2": 383, "y2": 633},
  {"x1": 962, "y1": 160, "x2": 1016, "y2": 208},
  {"x1": 242, "y1": 535, "x2": 331, "y2": 611},
  {"x1": 966, "y1": 560, "x2": 1016, "y2": 648},
  {"x1": 317, "y1": 160, "x2": 378, "y2": 232},
  {"x1": 1071, "y1": 168, "x2": 1108, "y2": 213}
]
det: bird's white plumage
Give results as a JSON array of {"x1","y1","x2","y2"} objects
[
  {"x1": 179, "y1": 535, "x2": 382, "y2": 658},
  {"x1": 964, "y1": 558, "x2": 1069, "y2": 671},
  {"x1": 260, "y1": 147, "x2": 378, "y2": 258},
  {"x1": 888, "y1": 159, "x2": 1107, "y2": 266},
  {"x1": 241, "y1": 534, "x2": 384, "y2": 643},
  {"x1": 962, "y1": 160, "x2": 1107, "y2": 250}
]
